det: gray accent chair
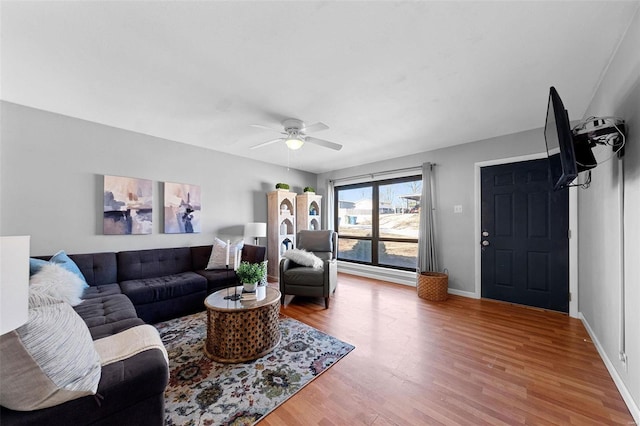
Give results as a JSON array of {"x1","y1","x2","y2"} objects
[{"x1": 279, "y1": 230, "x2": 338, "y2": 308}]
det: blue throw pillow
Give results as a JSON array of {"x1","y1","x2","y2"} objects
[
  {"x1": 29, "y1": 258, "x2": 48, "y2": 276},
  {"x1": 49, "y1": 250, "x2": 89, "y2": 288}
]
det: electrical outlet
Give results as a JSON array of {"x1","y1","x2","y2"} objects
[{"x1": 454, "y1": 205, "x2": 463, "y2": 214}]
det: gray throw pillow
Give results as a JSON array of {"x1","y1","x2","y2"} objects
[{"x1": 0, "y1": 291, "x2": 101, "y2": 411}]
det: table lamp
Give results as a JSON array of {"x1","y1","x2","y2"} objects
[
  {"x1": 1, "y1": 236, "x2": 30, "y2": 335},
  {"x1": 244, "y1": 222, "x2": 266, "y2": 245}
]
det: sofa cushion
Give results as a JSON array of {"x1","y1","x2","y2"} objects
[
  {"x1": 68, "y1": 252, "x2": 118, "y2": 287},
  {"x1": 134, "y1": 291, "x2": 206, "y2": 324},
  {"x1": 35, "y1": 252, "x2": 118, "y2": 287},
  {"x1": 0, "y1": 291, "x2": 101, "y2": 411},
  {"x1": 82, "y1": 283, "x2": 122, "y2": 300},
  {"x1": 282, "y1": 266, "x2": 326, "y2": 286},
  {"x1": 195, "y1": 269, "x2": 238, "y2": 293},
  {"x1": 240, "y1": 244, "x2": 267, "y2": 263},
  {"x1": 191, "y1": 245, "x2": 213, "y2": 270},
  {"x1": 74, "y1": 294, "x2": 143, "y2": 340},
  {"x1": 120, "y1": 272, "x2": 207, "y2": 305},
  {"x1": 117, "y1": 248, "x2": 192, "y2": 281},
  {"x1": 29, "y1": 263, "x2": 87, "y2": 306}
]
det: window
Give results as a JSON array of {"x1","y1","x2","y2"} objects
[{"x1": 335, "y1": 175, "x2": 421, "y2": 270}]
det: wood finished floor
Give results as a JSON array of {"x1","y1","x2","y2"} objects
[{"x1": 264, "y1": 273, "x2": 633, "y2": 425}]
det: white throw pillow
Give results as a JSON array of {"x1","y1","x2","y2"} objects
[
  {"x1": 206, "y1": 238, "x2": 244, "y2": 269},
  {"x1": 283, "y1": 249, "x2": 323, "y2": 269},
  {"x1": 0, "y1": 291, "x2": 101, "y2": 410},
  {"x1": 29, "y1": 263, "x2": 86, "y2": 306}
]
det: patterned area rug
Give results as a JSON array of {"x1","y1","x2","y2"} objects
[{"x1": 154, "y1": 311, "x2": 354, "y2": 425}]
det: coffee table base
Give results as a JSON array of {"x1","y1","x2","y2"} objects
[{"x1": 205, "y1": 301, "x2": 281, "y2": 363}]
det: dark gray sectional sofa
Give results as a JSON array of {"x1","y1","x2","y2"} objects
[
  {"x1": 0, "y1": 244, "x2": 266, "y2": 426},
  {"x1": 117, "y1": 247, "x2": 208, "y2": 324}
]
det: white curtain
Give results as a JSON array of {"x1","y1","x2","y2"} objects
[
  {"x1": 417, "y1": 162, "x2": 437, "y2": 273},
  {"x1": 326, "y1": 180, "x2": 335, "y2": 230}
]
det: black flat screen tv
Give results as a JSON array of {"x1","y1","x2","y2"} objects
[{"x1": 545, "y1": 87, "x2": 577, "y2": 190}]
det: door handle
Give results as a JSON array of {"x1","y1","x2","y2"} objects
[{"x1": 481, "y1": 240, "x2": 490, "y2": 247}]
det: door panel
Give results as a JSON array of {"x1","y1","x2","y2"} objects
[{"x1": 481, "y1": 158, "x2": 569, "y2": 312}]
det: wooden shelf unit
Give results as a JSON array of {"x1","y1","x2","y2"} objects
[
  {"x1": 296, "y1": 192, "x2": 322, "y2": 232},
  {"x1": 267, "y1": 190, "x2": 297, "y2": 281}
]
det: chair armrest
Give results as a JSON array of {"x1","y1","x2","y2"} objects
[
  {"x1": 324, "y1": 259, "x2": 338, "y2": 293},
  {"x1": 279, "y1": 258, "x2": 292, "y2": 294},
  {"x1": 280, "y1": 257, "x2": 292, "y2": 272},
  {"x1": 324, "y1": 258, "x2": 337, "y2": 270}
]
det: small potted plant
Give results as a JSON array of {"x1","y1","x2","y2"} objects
[
  {"x1": 257, "y1": 261, "x2": 267, "y2": 286},
  {"x1": 236, "y1": 261, "x2": 264, "y2": 292},
  {"x1": 303, "y1": 186, "x2": 315, "y2": 194},
  {"x1": 275, "y1": 182, "x2": 290, "y2": 191}
]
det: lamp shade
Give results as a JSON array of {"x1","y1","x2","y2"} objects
[
  {"x1": 244, "y1": 223, "x2": 267, "y2": 245},
  {"x1": 1, "y1": 236, "x2": 30, "y2": 335}
]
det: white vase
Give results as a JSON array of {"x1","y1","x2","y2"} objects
[{"x1": 243, "y1": 282, "x2": 257, "y2": 292}]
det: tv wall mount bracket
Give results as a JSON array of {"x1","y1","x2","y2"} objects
[{"x1": 572, "y1": 116, "x2": 626, "y2": 159}]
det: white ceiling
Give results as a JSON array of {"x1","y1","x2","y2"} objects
[{"x1": 1, "y1": 1, "x2": 638, "y2": 174}]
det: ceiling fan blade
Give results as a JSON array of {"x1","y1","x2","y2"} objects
[
  {"x1": 250, "y1": 124, "x2": 284, "y2": 133},
  {"x1": 304, "y1": 136, "x2": 343, "y2": 151},
  {"x1": 250, "y1": 138, "x2": 284, "y2": 149},
  {"x1": 301, "y1": 122, "x2": 329, "y2": 134}
]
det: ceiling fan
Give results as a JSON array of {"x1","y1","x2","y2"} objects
[{"x1": 250, "y1": 118, "x2": 343, "y2": 151}]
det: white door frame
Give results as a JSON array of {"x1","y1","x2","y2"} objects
[{"x1": 474, "y1": 152, "x2": 578, "y2": 318}]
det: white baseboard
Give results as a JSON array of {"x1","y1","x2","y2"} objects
[
  {"x1": 579, "y1": 313, "x2": 640, "y2": 424},
  {"x1": 447, "y1": 288, "x2": 478, "y2": 299},
  {"x1": 338, "y1": 262, "x2": 416, "y2": 286},
  {"x1": 337, "y1": 262, "x2": 477, "y2": 298}
]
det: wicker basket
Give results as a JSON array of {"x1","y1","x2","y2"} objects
[{"x1": 417, "y1": 272, "x2": 448, "y2": 301}]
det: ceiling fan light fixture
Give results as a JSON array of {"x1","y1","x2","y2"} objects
[
  {"x1": 285, "y1": 137, "x2": 304, "y2": 150},
  {"x1": 250, "y1": 118, "x2": 342, "y2": 151}
]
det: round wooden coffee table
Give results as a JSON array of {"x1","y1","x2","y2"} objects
[{"x1": 204, "y1": 286, "x2": 281, "y2": 363}]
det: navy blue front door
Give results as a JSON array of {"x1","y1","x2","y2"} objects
[{"x1": 481, "y1": 158, "x2": 569, "y2": 312}]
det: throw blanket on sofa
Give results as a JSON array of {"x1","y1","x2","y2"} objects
[{"x1": 94, "y1": 325, "x2": 168, "y2": 369}]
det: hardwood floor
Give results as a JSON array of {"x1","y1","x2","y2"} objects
[{"x1": 263, "y1": 273, "x2": 633, "y2": 425}]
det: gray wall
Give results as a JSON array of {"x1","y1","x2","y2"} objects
[
  {"x1": 577, "y1": 8, "x2": 640, "y2": 416},
  {"x1": 0, "y1": 102, "x2": 316, "y2": 256},
  {"x1": 317, "y1": 126, "x2": 547, "y2": 294}
]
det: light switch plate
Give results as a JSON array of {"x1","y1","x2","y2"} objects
[{"x1": 454, "y1": 205, "x2": 463, "y2": 213}]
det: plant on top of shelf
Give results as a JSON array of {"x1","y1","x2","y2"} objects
[
  {"x1": 275, "y1": 182, "x2": 290, "y2": 190},
  {"x1": 303, "y1": 186, "x2": 315, "y2": 193}
]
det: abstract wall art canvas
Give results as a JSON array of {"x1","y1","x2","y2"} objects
[
  {"x1": 164, "y1": 182, "x2": 201, "y2": 234},
  {"x1": 103, "y1": 175, "x2": 153, "y2": 235}
]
